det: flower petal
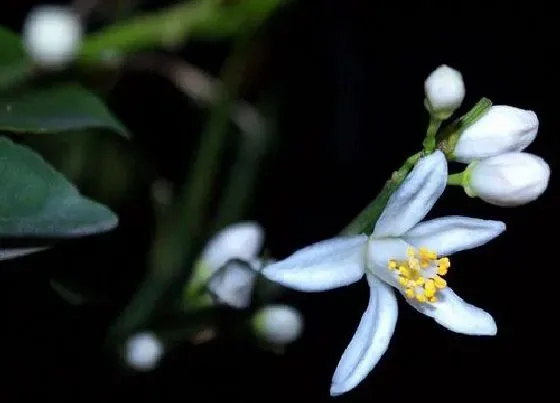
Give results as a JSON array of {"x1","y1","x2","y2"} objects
[
  {"x1": 374, "y1": 151, "x2": 448, "y2": 237},
  {"x1": 261, "y1": 235, "x2": 368, "y2": 292},
  {"x1": 403, "y1": 216, "x2": 506, "y2": 256},
  {"x1": 202, "y1": 221, "x2": 264, "y2": 273},
  {"x1": 405, "y1": 287, "x2": 497, "y2": 336},
  {"x1": 330, "y1": 275, "x2": 398, "y2": 396},
  {"x1": 366, "y1": 237, "x2": 410, "y2": 288},
  {"x1": 207, "y1": 260, "x2": 258, "y2": 309}
]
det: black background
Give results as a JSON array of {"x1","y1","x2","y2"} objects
[{"x1": 0, "y1": 0, "x2": 556, "y2": 401}]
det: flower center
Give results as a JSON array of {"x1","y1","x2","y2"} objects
[{"x1": 387, "y1": 246, "x2": 450, "y2": 303}]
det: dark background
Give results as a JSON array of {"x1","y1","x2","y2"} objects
[{"x1": 0, "y1": 0, "x2": 555, "y2": 401}]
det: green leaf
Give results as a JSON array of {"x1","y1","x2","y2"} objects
[
  {"x1": 0, "y1": 26, "x2": 33, "y2": 91},
  {"x1": 0, "y1": 83, "x2": 129, "y2": 137},
  {"x1": 0, "y1": 136, "x2": 119, "y2": 237},
  {"x1": 0, "y1": 247, "x2": 48, "y2": 260}
]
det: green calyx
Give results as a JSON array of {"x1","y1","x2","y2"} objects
[
  {"x1": 436, "y1": 97, "x2": 493, "y2": 159},
  {"x1": 447, "y1": 162, "x2": 478, "y2": 197}
]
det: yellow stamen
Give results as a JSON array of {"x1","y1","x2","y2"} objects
[
  {"x1": 399, "y1": 266, "x2": 410, "y2": 277},
  {"x1": 434, "y1": 275, "x2": 447, "y2": 288},
  {"x1": 387, "y1": 246, "x2": 451, "y2": 304},
  {"x1": 424, "y1": 279, "x2": 436, "y2": 298}
]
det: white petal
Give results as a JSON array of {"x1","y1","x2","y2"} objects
[
  {"x1": 403, "y1": 216, "x2": 506, "y2": 256},
  {"x1": 366, "y1": 238, "x2": 410, "y2": 287},
  {"x1": 330, "y1": 275, "x2": 398, "y2": 396},
  {"x1": 207, "y1": 260, "x2": 258, "y2": 309},
  {"x1": 261, "y1": 235, "x2": 367, "y2": 292},
  {"x1": 201, "y1": 221, "x2": 264, "y2": 273},
  {"x1": 374, "y1": 151, "x2": 448, "y2": 237},
  {"x1": 405, "y1": 288, "x2": 497, "y2": 336}
]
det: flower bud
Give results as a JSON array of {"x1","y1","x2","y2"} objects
[
  {"x1": 125, "y1": 332, "x2": 164, "y2": 371},
  {"x1": 424, "y1": 65, "x2": 465, "y2": 119},
  {"x1": 23, "y1": 6, "x2": 82, "y2": 69},
  {"x1": 453, "y1": 106, "x2": 539, "y2": 163},
  {"x1": 253, "y1": 305, "x2": 304, "y2": 345},
  {"x1": 207, "y1": 260, "x2": 258, "y2": 309},
  {"x1": 465, "y1": 152, "x2": 550, "y2": 206},
  {"x1": 201, "y1": 221, "x2": 264, "y2": 273}
]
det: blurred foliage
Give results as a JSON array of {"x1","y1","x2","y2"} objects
[
  {"x1": 0, "y1": 136, "x2": 118, "y2": 237},
  {"x1": 0, "y1": 83, "x2": 129, "y2": 135},
  {"x1": 0, "y1": 26, "x2": 32, "y2": 90},
  {"x1": 0, "y1": 0, "x2": 290, "y2": 361}
]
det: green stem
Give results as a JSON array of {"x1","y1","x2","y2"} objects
[
  {"x1": 446, "y1": 173, "x2": 464, "y2": 186},
  {"x1": 340, "y1": 151, "x2": 423, "y2": 236},
  {"x1": 211, "y1": 100, "x2": 270, "y2": 232},
  {"x1": 78, "y1": 0, "x2": 288, "y2": 63},
  {"x1": 427, "y1": 118, "x2": 442, "y2": 138},
  {"x1": 79, "y1": 0, "x2": 217, "y2": 62},
  {"x1": 108, "y1": 35, "x2": 251, "y2": 340},
  {"x1": 422, "y1": 117, "x2": 442, "y2": 152}
]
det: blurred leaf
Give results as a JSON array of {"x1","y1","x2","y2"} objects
[
  {"x1": 0, "y1": 136, "x2": 119, "y2": 237},
  {"x1": 0, "y1": 26, "x2": 33, "y2": 91},
  {"x1": 79, "y1": 0, "x2": 289, "y2": 61},
  {"x1": 0, "y1": 83, "x2": 129, "y2": 137},
  {"x1": 0, "y1": 247, "x2": 48, "y2": 261}
]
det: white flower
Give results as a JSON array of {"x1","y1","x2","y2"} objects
[
  {"x1": 453, "y1": 105, "x2": 539, "y2": 163},
  {"x1": 262, "y1": 151, "x2": 505, "y2": 396},
  {"x1": 207, "y1": 259, "x2": 262, "y2": 309},
  {"x1": 195, "y1": 222, "x2": 264, "y2": 309},
  {"x1": 424, "y1": 65, "x2": 465, "y2": 118},
  {"x1": 465, "y1": 152, "x2": 550, "y2": 207},
  {"x1": 23, "y1": 5, "x2": 82, "y2": 69},
  {"x1": 253, "y1": 304, "x2": 304, "y2": 345},
  {"x1": 201, "y1": 221, "x2": 264, "y2": 271},
  {"x1": 125, "y1": 332, "x2": 164, "y2": 371}
]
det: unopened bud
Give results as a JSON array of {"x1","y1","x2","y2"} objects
[
  {"x1": 125, "y1": 332, "x2": 164, "y2": 371},
  {"x1": 201, "y1": 222, "x2": 264, "y2": 273},
  {"x1": 424, "y1": 65, "x2": 465, "y2": 119},
  {"x1": 453, "y1": 105, "x2": 539, "y2": 163},
  {"x1": 464, "y1": 152, "x2": 550, "y2": 206},
  {"x1": 23, "y1": 5, "x2": 82, "y2": 69},
  {"x1": 207, "y1": 260, "x2": 258, "y2": 309},
  {"x1": 253, "y1": 305, "x2": 303, "y2": 345}
]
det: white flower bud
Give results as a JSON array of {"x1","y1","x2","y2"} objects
[
  {"x1": 424, "y1": 65, "x2": 465, "y2": 119},
  {"x1": 201, "y1": 221, "x2": 264, "y2": 274},
  {"x1": 125, "y1": 332, "x2": 164, "y2": 371},
  {"x1": 23, "y1": 6, "x2": 82, "y2": 69},
  {"x1": 207, "y1": 260, "x2": 258, "y2": 309},
  {"x1": 466, "y1": 152, "x2": 550, "y2": 206},
  {"x1": 453, "y1": 106, "x2": 539, "y2": 163},
  {"x1": 253, "y1": 305, "x2": 304, "y2": 345}
]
